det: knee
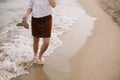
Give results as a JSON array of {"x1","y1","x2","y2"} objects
[
  {"x1": 43, "y1": 40, "x2": 50, "y2": 46},
  {"x1": 34, "y1": 37, "x2": 39, "y2": 43}
]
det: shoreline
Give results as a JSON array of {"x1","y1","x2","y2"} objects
[
  {"x1": 11, "y1": 0, "x2": 120, "y2": 80},
  {"x1": 1, "y1": 0, "x2": 88, "y2": 80}
]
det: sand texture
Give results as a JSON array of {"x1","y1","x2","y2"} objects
[{"x1": 99, "y1": 0, "x2": 120, "y2": 25}]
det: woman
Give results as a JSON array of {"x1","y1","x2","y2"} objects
[{"x1": 23, "y1": 0, "x2": 56, "y2": 65}]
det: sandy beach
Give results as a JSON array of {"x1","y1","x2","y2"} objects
[{"x1": 11, "y1": 0, "x2": 120, "y2": 80}]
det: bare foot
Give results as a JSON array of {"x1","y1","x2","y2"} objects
[
  {"x1": 38, "y1": 57, "x2": 44, "y2": 65},
  {"x1": 32, "y1": 56, "x2": 38, "y2": 63}
]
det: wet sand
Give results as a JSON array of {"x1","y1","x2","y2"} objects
[
  {"x1": 11, "y1": 0, "x2": 120, "y2": 80},
  {"x1": 67, "y1": 0, "x2": 120, "y2": 80}
]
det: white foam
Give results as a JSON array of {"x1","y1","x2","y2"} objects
[{"x1": 0, "y1": 0, "x2": 97, "y2": 80}]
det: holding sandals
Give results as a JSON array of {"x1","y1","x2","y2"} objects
[{"x1": 23, "y1": 0, "x2": 56, "y2": 65}]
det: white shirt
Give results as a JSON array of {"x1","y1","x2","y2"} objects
[{"x1": 28, "y1": 0, "x2": 52, "y2": 18}]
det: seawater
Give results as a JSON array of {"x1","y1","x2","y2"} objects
[{"x1": 0, "y1": 0, "x2": 97, "y2": 80}]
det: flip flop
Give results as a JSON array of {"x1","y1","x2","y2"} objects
[{"x1": 16, "y1": 22, "x2": 29, "y2": 29}]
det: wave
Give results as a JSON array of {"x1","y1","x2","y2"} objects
[{"x1": 0, "y1": 0, "x2": 96, "y2": 80}]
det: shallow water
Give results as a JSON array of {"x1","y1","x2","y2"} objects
[{"x1": 0, "y1": 0, "x2": 96, "y2": 80}]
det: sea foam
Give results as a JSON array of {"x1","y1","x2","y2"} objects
[{"x1": 0, "y1": 0, "x2": 96, "y2": 80}]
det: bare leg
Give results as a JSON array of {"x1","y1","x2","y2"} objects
[
  {"x1": 33, "y1": 37, "x2": 39, "y2": 60},
  {"x1": 38, "y1": 38, "x2": 50, "y2": 64}
]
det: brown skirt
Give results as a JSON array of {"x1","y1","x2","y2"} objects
[{"x1": 31, "y1": 15, "x2": 52, "y2": 38}]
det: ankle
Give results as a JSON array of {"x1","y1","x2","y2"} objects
[{"x1": 34, "y1": 54, "x2": 38, "y2": 57}]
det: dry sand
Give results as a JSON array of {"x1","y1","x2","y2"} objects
[{"x1": 11, "y1": 0, "x2": 120, "y2": 80}]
